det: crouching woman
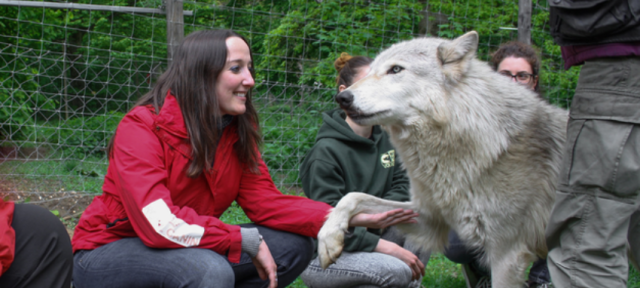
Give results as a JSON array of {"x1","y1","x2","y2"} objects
[{"x1": 71, "y1": 29, "x2": 417, "y2": 288}]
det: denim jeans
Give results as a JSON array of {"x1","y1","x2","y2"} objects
[
  {"x1": 300, "y1": 227, "x2": 431, "y2": 288},
  {"x1": 444, "y1": 230, "x2": 550, "y2": 284},
  {"x1": 73, "y1": 224, "x2": 314, "y2": 288}
]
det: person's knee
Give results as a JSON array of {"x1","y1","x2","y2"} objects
[
  {"x1": 13, "y1": 204, "x2": 72, "y2": 257},
  {"x1": 380, "y1": 259, "x2": 413, "y2": 288},
  {"x1": 173, "y1": 249, "x2": 234, "y2": 287},
  {"x1": 8, "y1": 204, "x2": 73, "y2": 288},
  {"x1": 14, "y1": 204, "x2": 68, "y2": 232},
  {"x1": 198, "y1": 261, "x2": 234, "y2": 288},
  {"x1": 279, "y1": 233, "x2": 314, "y2": 266}
]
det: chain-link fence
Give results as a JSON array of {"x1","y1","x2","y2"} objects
[{"x1": 0, "y1": 0, "x2": 578, "y2": 218}]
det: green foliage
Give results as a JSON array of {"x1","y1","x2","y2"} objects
[
  {"x1": 631, "y1": 266, "x2": 640, "y2": 288},
  {"x1": 1, "y1": 0, "x2": 581, "y2": 194},
  {"x1": 36, "y1": 112, "x2": 125, "y2": 157},
  {"x1": 219, "y1": 201, "x2": 251, "y2": 224},
  {"x1": 258, "y1": 0, "x2": 424, "y2": 92},
  {"x1": 259, "y1": 102, "x2": 330, "y2": 184},
  {"x1": 0, "y1": 88, "x2": 34, "y2": 141},
  {"x1": 0, "y1": 42, "x2": 56, "y2": 141},
  {"x1": 430, "y1": 0, "x2": 579, "y2": 108},
  {"x1": 0, "y1": 2, "x2": 163, "y2": 134},
  {"x1": 423, "y1": 253, "x2": 466, "y2": 287}
]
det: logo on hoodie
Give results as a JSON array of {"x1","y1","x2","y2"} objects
[{"x1": 380, "y1": 150, "x2": 395, "y2": 168}]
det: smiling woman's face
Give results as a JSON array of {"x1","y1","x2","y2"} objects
[{"x1": 216, "y1": 36, "x2": 255, "y2": 115}]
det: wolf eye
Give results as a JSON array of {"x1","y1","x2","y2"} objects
[{"x1": 387, "y1": 65, "x2": 404, "y2": 74}]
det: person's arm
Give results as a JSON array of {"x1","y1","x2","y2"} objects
[
  {"x1": 235, "y1": 157, "x2": 332, "y2": 238},
  {"x1": 0, "y1": 200, "x2": 15, "y2": 276},
  {"x1": 374, "y1": 238, "x2": 425, "y2": 280},
  {"x1": 237, "y1": 156, "x2": 417, "y2": 288},
  {"x1": 251, "y1": 240, "x2": 278, "y2": 288},
  {"x1": 111, "y1": 112, "x2": 243, "y2": 261}
]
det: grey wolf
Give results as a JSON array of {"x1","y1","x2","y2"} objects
[{"x1": 316, "y1": 31, "x2": 569, "y2": 287}]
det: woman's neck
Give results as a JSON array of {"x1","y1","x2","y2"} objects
[{"x1": 346, "y1": 116, "x2": 373, "y2": 139}]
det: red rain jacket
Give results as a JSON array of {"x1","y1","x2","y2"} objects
[
  {"x1": 71, "y1": 93, "x2": 332, "y2": 263},
  {"x1": 0, "y1": 199, "x2": 15, "y2": 275}
]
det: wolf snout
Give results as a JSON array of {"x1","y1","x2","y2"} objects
[{"x1": 335, "y1": 90, "x2": 354, "y2": 110}]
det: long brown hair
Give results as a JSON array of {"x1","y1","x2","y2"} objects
[{"x1": 110, "y1": 29, "x2": 262, "y2": 176}]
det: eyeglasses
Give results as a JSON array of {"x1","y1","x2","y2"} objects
[{"x1": 498, "y1": 71, "x2": 535, "y2": 84}]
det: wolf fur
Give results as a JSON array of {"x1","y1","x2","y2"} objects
[{"x1": 316, "y1": 31, "x2": 569, "y2": 287}]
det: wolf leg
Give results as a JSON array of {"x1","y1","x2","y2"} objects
[
  {"x1": 316, "y1": 192, "x2": 413, "y2": 269},
  {"x1": 489, "y1": 246, "x2": 534, "y2": 288}
]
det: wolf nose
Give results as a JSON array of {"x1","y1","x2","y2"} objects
[{"x1": 335, "y1": 91, "x2": 354, "y2": 109}]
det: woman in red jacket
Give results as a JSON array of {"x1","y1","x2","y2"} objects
[{"x1": 71, "y1": 29, "x2": 417, "y2": 288}]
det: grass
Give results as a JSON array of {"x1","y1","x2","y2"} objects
[{"x1": 0, "y1": 156, "x2": 107, "y2": 194}]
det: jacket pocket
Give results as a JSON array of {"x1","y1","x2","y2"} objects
[{"x1": 566, "y1": 119, "x2": 639, "y2": 199}]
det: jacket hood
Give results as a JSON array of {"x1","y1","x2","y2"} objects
[
  {"x1": 316, "y1": 109, "x2": 381, "y2": 145},
  {"x1": 155, "y1": 93, "x2": 189, "y2": 139}
]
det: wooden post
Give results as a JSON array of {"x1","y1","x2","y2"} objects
[
  {"x1": 518, "y1": 0, "x2": 531, "y2": 44},
  {"x1": 165, "y1": 0, "x2": 184, "y2": 65}
]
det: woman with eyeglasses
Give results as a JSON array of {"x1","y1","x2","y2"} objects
[
  {"x1": 491, "y1": 41, "x2": 540, "y2": 92},
  {"x1": 443, "y1": 42, "x2": 553, "y2": 288}
]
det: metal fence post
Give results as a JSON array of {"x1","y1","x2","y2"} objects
[
  {"x1": 165, "y1": 0, "x2": 184, "y2": 65},
  {"x1": 518, "y1": 0, "x2": 531, "y2": 44}
]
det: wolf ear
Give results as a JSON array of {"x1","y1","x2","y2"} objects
[{"x1": 437, "y1": 31, "x2": 479, "y2": 84}]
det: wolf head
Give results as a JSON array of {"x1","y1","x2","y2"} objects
[{"x1": 335, "y1": 31, "x2": 483, "y2": 127}]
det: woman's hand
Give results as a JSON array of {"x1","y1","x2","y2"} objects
[
  {"x1": 251, "y1": 240, "x2": 278, "y2": 288},
  {"x1": 348, "y1": 208, "x2": 418, "y2": 229},
  {"x1": 374, "y1": 239, "x2": 425, "y2": 281}
]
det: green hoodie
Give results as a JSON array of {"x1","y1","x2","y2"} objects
[{"x1": 300, "y1": 109, "x2": 410, "y2": 253}]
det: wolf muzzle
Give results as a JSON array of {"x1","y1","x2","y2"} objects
[{"x1": 335, "y1": 90, "x2": 354, "y2": 110}]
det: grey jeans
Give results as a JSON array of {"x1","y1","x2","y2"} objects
[
  {"x1": 546, "y1": 56, "x2": 640, "y2": 288},
  {"x1": 73, "y1": 224, "x2": 314, "y2": 288},
  {"x1": 301, "y1": 227, "x2": 431, "y2": 288}
]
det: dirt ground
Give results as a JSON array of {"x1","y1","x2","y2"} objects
[{"x1": 0, "y1": 179, "x2": 94, "y2": 237}]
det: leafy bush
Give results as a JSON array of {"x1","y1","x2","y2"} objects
[
  {"x1": 259, "y1": 102, "x2": 331, "y2": 185},
  {"x1": 44, "y1": 112, "x2": 125, "y2": 157},
  {"x1": 430, "y1": 0, "x2": 579, "y2": 108},
  {"x1": 0, "y1": 57, "x2": 56, "y2": 141},
  {"x1": 0, "y1": 88, "x2": 35, "y2": 141}
]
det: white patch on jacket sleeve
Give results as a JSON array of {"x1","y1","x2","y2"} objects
[{"x1": 142, "y1": 199, "x2": 204, "y2": 247}]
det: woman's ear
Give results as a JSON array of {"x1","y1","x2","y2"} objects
[{"x1": 338, "y1": 85, "x2": 347, "y2": 92}]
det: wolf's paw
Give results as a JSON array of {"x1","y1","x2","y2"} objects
[{"x1": 317, "y1": 224, "x2": 345, "y2": 269}]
